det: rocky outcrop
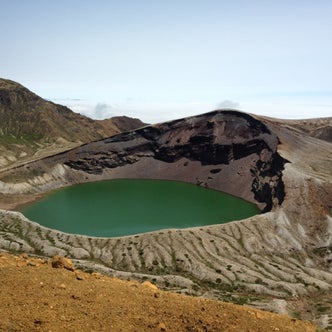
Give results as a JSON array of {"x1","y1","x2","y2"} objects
[{"x1": 51, "y1": 255, "x2": 74, "y2": 271}]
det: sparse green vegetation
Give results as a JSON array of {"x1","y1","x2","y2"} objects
[
  {"x1": 292, "y1": 311, "x2": 302, "y2": 320},
  {"x1": 316, "y1": 304, "x2": 329, "y2": 313}
]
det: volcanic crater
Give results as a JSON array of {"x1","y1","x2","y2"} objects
[{"x1": 1, "y1": 109, "x2": 331, "y2": 328}]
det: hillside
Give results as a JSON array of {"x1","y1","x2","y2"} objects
[
  {"x1": 0, "y1": 78, "x2": 145, "y2": 169},
  {"x1": 0, "y1": 251, "x2": 318, "y2": 332},
  {"x1": 257, "y1": 115, "x2": 332, "y2": 143},
  {"x1": 1, "y1": 110, "x2": 331, "y2": 328}
]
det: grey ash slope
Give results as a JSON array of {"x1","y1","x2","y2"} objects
[{"x1": 0, "y1": 110, "x2": 332, "y2": 328}]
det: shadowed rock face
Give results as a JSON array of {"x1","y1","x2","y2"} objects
[{"x1": 2, "y1": 110, "x2": 286, "y2": 212}]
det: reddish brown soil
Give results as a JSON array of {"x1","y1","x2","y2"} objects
[{"x1": 0, "y1": 252, "x2": 318, "y2": 332}]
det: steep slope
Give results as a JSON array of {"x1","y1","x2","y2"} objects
[
  {"x1": 257, "y1": 116, "x2": 332, "y2": 143},
  {"x1": 0, "y1": 252, "x2": 317, "y2": 332},
  {"x1": 0, "y1": 79, "x2": 104, "y2": 142},
  {"x1": 0, "y1": 78, "x2": 145, "y2": 169}
]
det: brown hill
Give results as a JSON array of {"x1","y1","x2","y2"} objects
[
  {"x1": 257, "y1": 115, "x2": 332, "y2": 143},
  {"x1": 0, "y1": 78, "x2": 145, "y2": 169},
  {"x1": 0, "y1": 251, "x2": 317, "y2": 332},
  {"x1": 101, "y1": 115, "x2": 146, "y2": 133}
]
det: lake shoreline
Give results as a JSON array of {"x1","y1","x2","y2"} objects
[{"x1": 0, "y1": 193, "x2": 45, "y2": 211}]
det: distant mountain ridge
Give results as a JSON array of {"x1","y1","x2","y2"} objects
[
  {"x1": 0, "y1": 78, "x2": 145, "y2": 142},
  {"x1": 0, "y1": 78, "x2": 145, "y2": 168}
]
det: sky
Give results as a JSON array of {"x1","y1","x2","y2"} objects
[{"x1": 1, "y1": 0, "x2": 332, "y2": 123}]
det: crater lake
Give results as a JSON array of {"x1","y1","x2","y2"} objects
[{"x1": 20, "y1": 179, "x2": 260, "y2": 237}]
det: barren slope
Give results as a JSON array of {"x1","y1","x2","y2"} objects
[{"x1": 0, "y1": 252, "x2": 318, "y2": 332}]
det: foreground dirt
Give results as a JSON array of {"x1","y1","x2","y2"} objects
[{"x1": 0, "y1": 252, "x2": 318, "y2": 332}]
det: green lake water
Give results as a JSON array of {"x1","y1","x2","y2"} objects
[{"x1": 20, "y1": 179, "x2": 260, "y2": 237}]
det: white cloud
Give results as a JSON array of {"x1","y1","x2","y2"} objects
[
  {"x1": 61, "y1": 99, "x2": 218, "y2": 124},
  {"x1": 216, "y1": 100, "x2": 240, "y2": 109},
  {"x1": 55, "y1": 100, "x2": 116, "y2": 120},
  {"x1": 94, "y1": 103, "x2": 115, "y2": 119},
  {"x1": 55, "y1": 96, "x2": 332, "y2": 125}
]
